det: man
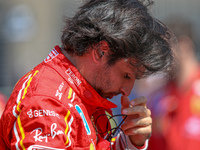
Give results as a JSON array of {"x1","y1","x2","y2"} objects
[
  {"x1": 147, "y1": 19, "x2": 200, "y2": 150},
  {"x1": 0, "y1": 0, "x2": 175, "y2": 149}
]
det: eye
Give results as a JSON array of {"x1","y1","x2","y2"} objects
[{"x1": 124, "y1": 73, "x2": 131, "y2": 79}]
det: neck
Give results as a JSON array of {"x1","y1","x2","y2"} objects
[{"x1": 61, "y1": 49, "x2": 77, "y2": 66}]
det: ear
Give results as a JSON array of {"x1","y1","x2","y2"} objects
[{"x1": 92, "y1": 41, "x2": 110, "y2": 63}]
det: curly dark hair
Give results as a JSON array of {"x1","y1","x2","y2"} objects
[{"x1": 61, "y1": 0, "x2": 176, "y2": 79}]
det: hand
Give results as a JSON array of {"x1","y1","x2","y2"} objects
[{"x1": 121, "y1": 96, "x2": 152, "y2": 147}]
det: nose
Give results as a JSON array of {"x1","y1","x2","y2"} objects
[{"x1": 120, "y1": 81, "x2": 135, "y2": 96}]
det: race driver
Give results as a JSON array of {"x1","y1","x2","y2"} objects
[{"x1": 0, "y1": 0, "x2": 176, "y2": 149}]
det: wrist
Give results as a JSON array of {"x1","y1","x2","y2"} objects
[
  {"x1": 127, "y1": 135, "x2": 149, "y2": 149},
  {"x1": 129, "y1": 135, "x2": 146, "y2": 147}
]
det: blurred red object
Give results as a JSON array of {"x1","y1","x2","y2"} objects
[{"x1": 0, "y1": 93, "x2": 7, "y2": 117}]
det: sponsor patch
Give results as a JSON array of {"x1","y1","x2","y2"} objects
[
  {"x1": 30, "y1": 123, "x2": 64, "y2": 143},
  {"x1": 65, "y1": 68, "x2": 82, "y2": 86},
  {"x1": 27, "y1": 109, "x2": 60, "y2": 119},
  {"x1": 44, "y1": 48, "x2": 59, "y2": 63},
  {"x1": 55, "y1": 82, "x2": 64, "y2": 100}
]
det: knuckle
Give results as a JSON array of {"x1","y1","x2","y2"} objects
[
  {"x1": 139, "y1": 106, "x2": 148, "y2": 116},
  {"x1": 130, "y1": 120, "x2": 136, "y2": 126},
  {"x1": 136, "y1": 119, "x2": 142, "y2": 126},
  {"x1": 140, "y1": 96, "x2": 147, "y2": 102}
]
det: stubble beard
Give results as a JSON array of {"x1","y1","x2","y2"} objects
[{"x1": 93, "y1": 64, "x2": 113, "y2": 99}]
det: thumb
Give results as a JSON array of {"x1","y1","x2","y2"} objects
[{"x1": 121, "y1": 96, "x2": 130, "y2": 109}]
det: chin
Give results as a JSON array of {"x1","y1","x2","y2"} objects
[{"x1": 96, "y1": 89, "x2": 114, "y2": 99}]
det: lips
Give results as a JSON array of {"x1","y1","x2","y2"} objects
[{"x1": 104, "y1": 93, "x2": 119, "y2": 99}]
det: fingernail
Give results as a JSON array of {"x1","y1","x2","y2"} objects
[{"x1": 122, "y1": 109, "x2": 127, "y2": 114}]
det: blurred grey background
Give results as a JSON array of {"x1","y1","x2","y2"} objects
[{"x1": 0, "y1": 0, "x2": 200, "y2": 97}]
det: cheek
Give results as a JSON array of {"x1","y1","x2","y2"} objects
[
  {"x1": 109, "y1": 73, "x2": 124, "y2": 89},
  {"x1": 100, "y1": 74, "x2": 117, "y2": 91}
]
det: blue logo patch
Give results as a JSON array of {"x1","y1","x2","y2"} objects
[{"x1": 75, "y1": 105, "x2": 91, "y2": 135}]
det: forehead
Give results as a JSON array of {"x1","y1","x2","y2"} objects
[
  {"x1": 118, "y1": 58, "x2": 145, "y2": 79},
  {"x1": 112, "y1": 58, "x2": 136, "y2": 73}
]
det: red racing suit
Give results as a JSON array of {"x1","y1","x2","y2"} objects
[{"x1": 0, "y1": 46, "x2": 148, "y2": 150}]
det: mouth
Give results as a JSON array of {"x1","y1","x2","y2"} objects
[
  {"x1": 101, "y1": 92, "x2": 120, "y2": 99},
  {"x1": 107, "y1": 93, "x2": 118, "y2": 99},
  {"x1": 102, "y1": 94, "x2": 114, "y2": 99}
]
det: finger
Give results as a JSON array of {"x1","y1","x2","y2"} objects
[
  {"x1": 121, "y1": 116, "x2": 152, "y2": 131},
  {"x1": 123, "y1": 124, "x2": 152, "y2": 136},
  {"x1": 122, "y1": 106, "x2": 151, "y2": 117},
  {"x1": 121, "y1": 96, "x2": 130, "y2": 108},
  {"x1": 130, "y1": 96, "x2": 147, "y2": 107}
]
